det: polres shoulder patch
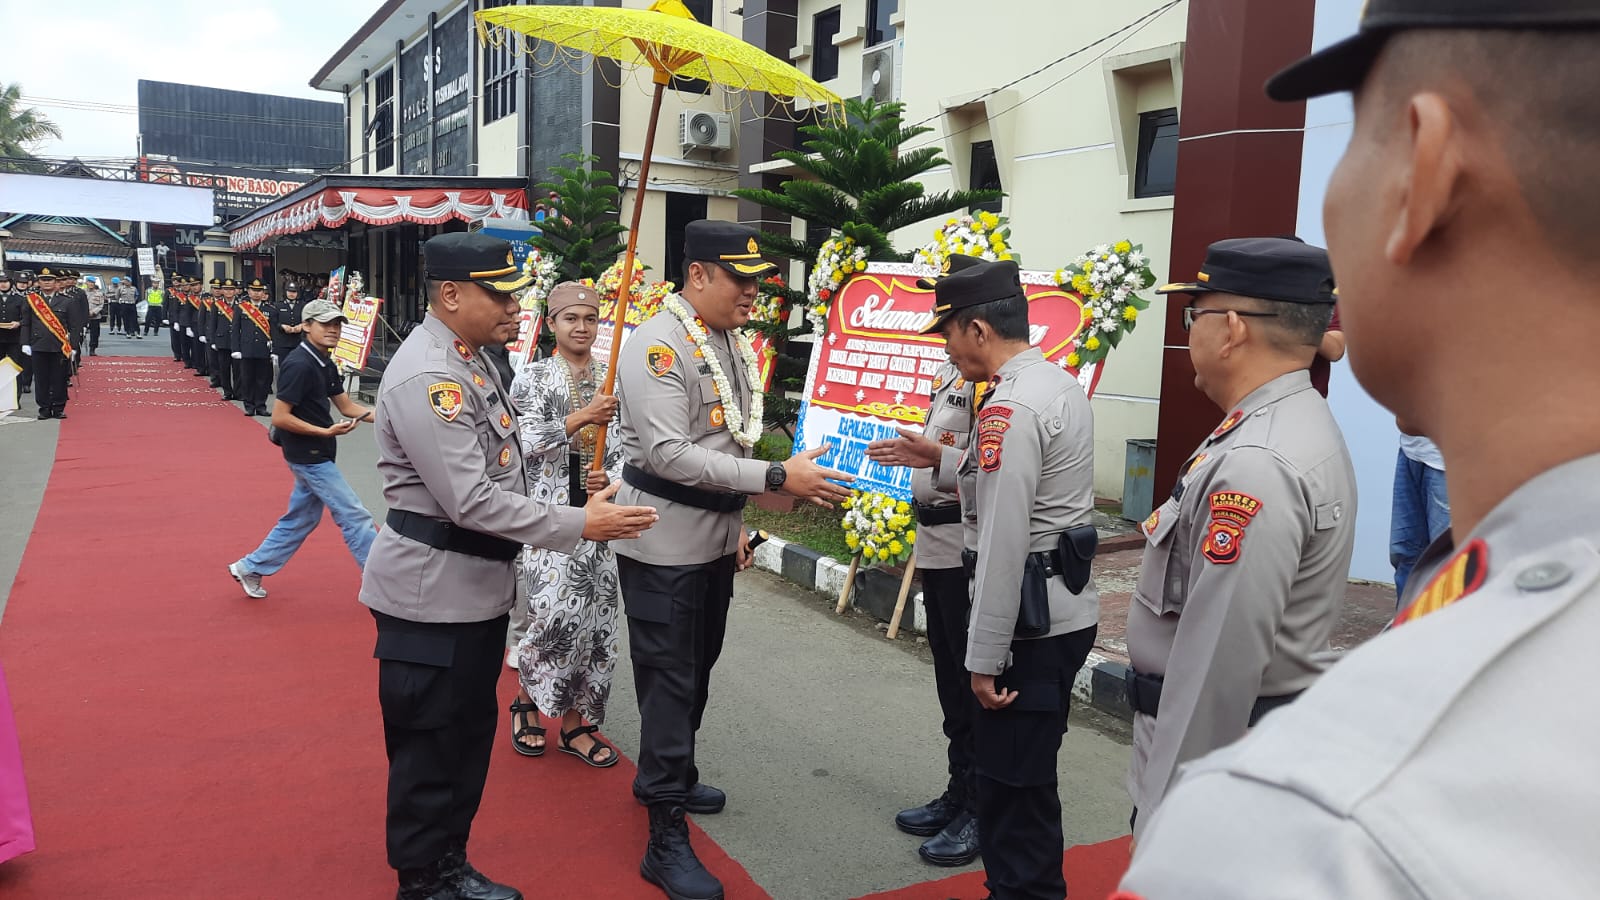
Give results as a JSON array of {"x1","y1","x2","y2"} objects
[
  {"x1": 428, "y1": 381, "x2": 464, "y2": 422},
  {"x1": 646, "y1": 344, "x2": 676, "y2": 377}
]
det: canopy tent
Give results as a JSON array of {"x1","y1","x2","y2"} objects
[{"x1": 226, "y1": 176, "x2": 530, "y2": 251}]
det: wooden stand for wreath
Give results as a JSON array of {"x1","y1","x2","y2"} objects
[{"x1": 835, "y1": 549, "x2": 918, "y2": 640}]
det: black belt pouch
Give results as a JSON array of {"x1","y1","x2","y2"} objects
[
  {"x1": 1016, "y1": 555, "x2": 1051, "y2": 639},
  {"x1": 1057, "y1": 524, "x2": 1099, "y2": 594}
]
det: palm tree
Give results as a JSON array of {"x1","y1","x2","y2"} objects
[{"x1": 0, "y1": 83, "x2": 63, "y2": 172}]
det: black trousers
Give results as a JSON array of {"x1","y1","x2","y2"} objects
[
  {"x1": 373, "y1": 609, "x2": 507, "y2": 871},
  {"x1": 169, "y1": 318, "x2": 183, "y2": 360},
  {"x1": 87, "y1": 319, "x2": 100, "y2": 352},
  {"x1": 189, "y1": 334, "x2": 206, "y2": 373},
  {"x1": 144, "y1": 305, "x2": 161, "y2": 335},
  {"x1": 619, "y1": 553, "x2": 735, "y2": 806},
  {"x1": 32, "y1": 350, "x2": 69, "y2": 413},
  {"x1": 125, "y1": 304, "x2": 141, "y2": 334},
  {"x1": 922, "y1": 565, "x2": 977, "y2": 810},
  {"x1": 211, "y1": 346, "x2": 235, "y2": 396},
  {"x1": 239, "y1": 357, "x2": 272, "y2": 409},
  {"x1": 975, "y1": 625, "x2": 1097, "y2": 900}
]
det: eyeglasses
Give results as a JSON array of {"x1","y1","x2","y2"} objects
[{"x1": 1182, "y1": 307, "x2": 1279, "y2": 332}]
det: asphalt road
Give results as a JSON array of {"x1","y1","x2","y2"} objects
[{"x1": 0, "y1": 340, "x2": 1136, "y2": 899}]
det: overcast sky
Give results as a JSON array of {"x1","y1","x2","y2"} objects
[{"x1": 3, "y1": 0, "x2": 376, "y2": 160}]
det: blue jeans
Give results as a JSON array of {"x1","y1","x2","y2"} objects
[
  {"x1": 237, "y1": 461, "x2": 376, "y2": 576},
  {"x1": 1390, "y1": 450, "x2": 1451, "y2": 603}
]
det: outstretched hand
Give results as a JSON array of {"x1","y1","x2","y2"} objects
[
  {"x1": 581, "y1": 481, "x2": 659, "y2": 542},
  {"x1": 866, "y1": 427, "x2": 942, "y2": 470},
  {"x1": 781, "y1": 445, "x2": 854, "y2": 508}
]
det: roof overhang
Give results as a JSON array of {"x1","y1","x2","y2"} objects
[
  {"x1": 225, "y1": 175, "x2": 530, "y2": 251},
  {"x1": 311, "y1": 0, "x2": 462, "y2": 93}
]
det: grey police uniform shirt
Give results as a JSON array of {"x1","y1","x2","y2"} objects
[
  {"x1": 1122, "y1": 452, "x2": 1600, "y2": 899},
  {"x1": 935, "y1": 347, "x2": 1099, "y2": 675},
  {"x1": 912, "y1": 362, "x2": 977, "y2": 572},
  {"x1": 360, "y1": 314, "x2": 586, "y2": 623},
  {"x1": 611, "y1": 297, "x2": 766, "y2": 567},
  {"x1": 1124, "y1": 369, "x2": 1356, "y2": 836}
]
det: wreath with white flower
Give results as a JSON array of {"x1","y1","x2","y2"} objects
[
  {"x1": 912, "y1": 211, "x2": 1017, "y2": 270},
  {"x1": 841, "y1": 490, "x2": 916, "y2": 565},
  {"x1": 1055, "y1": 240, "x2": 1157, "y2": 369},
  {"x1": 516, "y1": 245, "x2": 562, "y2": 307},
  {"x1": 662, "y1": 294, "x2": 765, "y2": 448},
  {"x1": 586, "y1": 258, "x2": 674, "y2": 327},
  {"x1": 807, "y1": 235, "x2": 869, "y2": 323}
]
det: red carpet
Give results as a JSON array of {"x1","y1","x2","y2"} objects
[
  {"x1": 0, "y1": 358, "x2": 767, "y2": 898},
  {"x1": 855, "y1": 837, "x2": 1131, "y2": 900}
]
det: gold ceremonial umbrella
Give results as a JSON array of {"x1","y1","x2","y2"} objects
[{"x1": 476, "y1": 0, "x2": 841, "y2": 465}]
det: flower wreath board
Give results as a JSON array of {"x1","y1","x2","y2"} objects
[{"x1": 793, "y1": 262, "x2": 1101, "y2": 503}]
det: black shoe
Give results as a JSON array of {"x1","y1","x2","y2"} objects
[
  {"x1": 396, "y1": 859, "x2": 461, "y2": 900},
  {"x1": 641, "y1": 805, "x2": 724, "y2": 900},
  {"x1": 53, "y1": 411, "x2": 67, "y2": 420},
  {"x1": 896, "y1": 791, "x2": 961, "y2": 837},
  {"x1": 441, "y1": 844, "x2": 521, "y2": 900},
  {"x1": 918, "y1": 810, "x2": 980, "y2": 867},
  {"x1": 36, "y1": 411, "x2": 52, "y2": 420},
  {"x1": 633, "y1": 782, "x2": 726, "y2": 815}
]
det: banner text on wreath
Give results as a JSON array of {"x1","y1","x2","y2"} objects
[{"x1": 794, "y1": 264, "x2": 1100, "y2": 501}]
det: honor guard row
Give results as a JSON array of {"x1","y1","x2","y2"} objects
[
  {"x1": 0, "y1": 267, "x2": 90, "y2": 419},
  {"x1": 162, "y1": 274, "x2": 308, "y2": 416}
]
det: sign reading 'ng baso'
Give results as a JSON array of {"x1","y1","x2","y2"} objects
[{"x1": 793, "y1": 263, "x2": 1099, "y2": 500}]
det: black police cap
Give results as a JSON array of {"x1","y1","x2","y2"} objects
[
  {"x1": 684, "y1": 220, "x2": 778, "y2": 278},
  {"x1": 0, "y1": 271, "x2": 9, "y2": 282},
  {"x1": 919, "y1": 259, "x2": 1026, "y2": 335},
  {"x1": 245, "y1": 278, "x2": 269, "y2": 290},
  {"x1": 423, "y1": 232, "x2": 533, "y2": 294},
  {"x1": 1157, "y1": 237, "x2": 1335, "y2": 305},
  {"x1": 1268, "y1": 0, "x2": 1600, "y2": 102},
  {"x1": 915, "y1": 253, "x2": 986, "y2": 291}
]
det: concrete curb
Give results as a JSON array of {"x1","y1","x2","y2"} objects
[{"x1": 751, "y1": 535, "x2": 1133, "y2": 722}]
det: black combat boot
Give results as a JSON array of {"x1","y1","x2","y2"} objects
[
  {"x1": 641, "y1": 804, "x2": 724, "y2": 900},
  {"x1": 895, "y1": 790, "x2": 960, "y2": 836},
  {"x1": 442, "y1": 840, "x2": 522, "y2": 900},
  {"x1": 918, "y1": 809, "x2": 980, "y2": 867},
  {"x1": 395, "y1": 859, "x2": 461, "y2": 900}
]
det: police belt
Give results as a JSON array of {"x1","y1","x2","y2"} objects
[
  {"x1": 1125, "y1": 668, "x2": 1305, "y2": 728},
  {"x1": 622, "y1": 463, "x2": 747, "y2": 513},
  {"x1": 915, "y1": 502, "x2": 962, "y2": 527},
  {"x1": 960, "y1": 546, "x2": 1070, "y2": 577},
  {"x1": 385, "y1": 509, "x2": 522, "y2": 561}
]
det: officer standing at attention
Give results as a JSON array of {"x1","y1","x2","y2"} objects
[
  {"x1": 917, "y1": 258, "x2": 1100, "y2": 900},
  {"x1": 213, "y1": 278, "x2": 240, "y2": 402},
  {"x1": 1124, "y1": 238, "x2": 1356, "y2": 838},
  {"x1": 233, "y1": 278, "x2": 275, "y2": 416},
  {"x1": 163, "y1": 274, "x2": 183, "y2": 362},
  {"x1": 270, "y1": 282, "x2": 307, "y2": 391},
  {"x1": 864, "y1": 254, "x2": 984, "y2": 867},
  {"x1": 10, "y1": 272, "x2": 35, "y2": 394},
  {"x1": 21, "y1": 268, "x2": 82, "y2": 420},
  {"x1": 612, "y1": 219, "x2": 852, "y2": 900},
  {"x1": 0, "y1": 271, "x2": 26, "y2": 391},
  {"x1": 1118, "y1": 3, "x2": 1600, "y2": 897},
  {"x1": 198, "y1": 278, "x2": 220, "y2": 382},
  {"x1": 62, "y1": 270, "x2": 89, "y2": 376},
  {"x1": 361, "y1": 232, "x2": 658, "y2": 900}
]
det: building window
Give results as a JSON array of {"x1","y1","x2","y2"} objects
[
  {"x1": 665, "y1": 191, "x2": 709, "y2": 287},
  {"x1": 483, "y1": 0, "x2": 520, "y2": 125},
  {"x1": 1134, "y1": 107, "x2": 1179, "y2": 198},
  {"x1": 969, "y1": 140, "x2": 1002, "y2": 214},
  {"x1": 373, "y1": 67, "x2": 396, "y2": 171},
  {"x1": 812, "y1": 8, "x2": 841, "y2": 83},
  {"x1": 867, "y1": 0, "x2": 898, "y2": 47}
]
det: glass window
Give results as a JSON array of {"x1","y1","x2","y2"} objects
[
  {"x1": 373, "y1": 68, "x2": 396, "y2": 171},
  {"x1": 482, "y1": 0, "x2": 520, "y2": 125},
  {"x1": 812, "y1": 8, "x2": 841, "y2": 83},
  {"x1": 1135, "y1": 107, "x2": 1179, "y2": 198},
  {"x1": 969, "y1": 140, "x2": 1002, "y2": 214},
  {"x1": 665, "y1": 191, "x2": 710, "y2": 287},
  {"x1": 867, "y1": 0, "x2": 898, "y2": 47}
]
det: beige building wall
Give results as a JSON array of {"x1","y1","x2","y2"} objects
[
  {"x1": 782, "y1": 0, "x2": 1189, "y2": 499},
  {"x1": 477, "y1": 116, "x2": 521, "y2": 177}
]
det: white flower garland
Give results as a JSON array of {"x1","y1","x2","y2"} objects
[{"x1": 663, "y1": 294, "x2": 765, "y2": 448}]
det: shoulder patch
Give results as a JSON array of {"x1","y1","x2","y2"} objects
[
  {"x1": 452, "y1": 339, "x2": 473, "y2": 362},
  {"x1": 1393, "y1": 539, "x2": 1490, "y2": 626},
  {"x1": 976, "y1": 409, "x2": 1011, "y2": 473},
  {"x1": 1202, "y1": 491, "x2": 1263, "y2": 565},
  {"x1": 646, "y1": 344, "x2": 676, "y2": 377},
  {"x1": 428, "y1": 381, "x2": 464, "y2": 422}
]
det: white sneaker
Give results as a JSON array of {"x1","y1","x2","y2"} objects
[
  {"x1": 505, "y1": 647, "x2": 519, "y2": 669},
  {"x1": 228, "y1": 562, "x2": 267, "y2": 599}
]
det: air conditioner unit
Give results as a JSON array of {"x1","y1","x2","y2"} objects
[
  {"x1": 862, "y1": 40, "x2": 903, "y2": 103},
  {"x1": 680, "y1": 110, "x2": 734, "y2": 152}
]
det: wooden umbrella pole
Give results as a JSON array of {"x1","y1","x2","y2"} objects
[{"x1": 591, "y1": 74, "x2": 669, "y2": 470}]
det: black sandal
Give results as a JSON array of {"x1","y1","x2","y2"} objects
[
  {"x1": 558, "y1": 723, "x2": 619, "y2": 768},
  {"x1": 509, "y1": 699, "x2": 545, "y2": 757}
]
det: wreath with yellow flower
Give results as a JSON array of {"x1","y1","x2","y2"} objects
[
  {"x1": 912, "y1": 211, "x2": 1018, "y2": 270},
  {"x1": 584, "y1": 258, "x2": 675, "y2": 327},
  {"x1": 516, "y1": 245, "x2": 563, "y2": 307},
  {"x1": 1055, "y1": 240, "x2": 1157, "y2": 369},
  {"x1": 841, "y1": 490, "x2": 917, "y2": 566},
  {"x1": 807, "y1": 235, "x2": 869, "y2": 323}
]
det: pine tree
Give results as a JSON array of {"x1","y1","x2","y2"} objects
[
  {"x1": 529, "y1": 153, "x2": 628, "y2": 282},
  {"x1": 731, "y1": 97, "x2": 1003, "y2": 264}
]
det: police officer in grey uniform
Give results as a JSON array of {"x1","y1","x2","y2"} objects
[
  {"x1": 1125, "y1": 238, "x2": 1356, "y2": 837},
  {"x1": 919, "y1": 259, "x2": 1099, "y2": 900},
  {"x1": 866, "y1": 254, "x2": 983, "y2": 866},
  {"x1": 1120, "y1": 2, "x2": 1600, "y2": 897},
  {"x1": 612, "y1": 220, "x2": 852, "y2": 900},
  {"x1": 360, "y1": 232, "x2": 658, "y2": 900}
]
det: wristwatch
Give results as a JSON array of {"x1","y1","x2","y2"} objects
[{"x1": 765, "y1": 461, "x2": 787, "y2": 492}]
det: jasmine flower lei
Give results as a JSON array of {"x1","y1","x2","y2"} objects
[{"x1": 663, "y1": 294, "x2": 764, "y2": 448}]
